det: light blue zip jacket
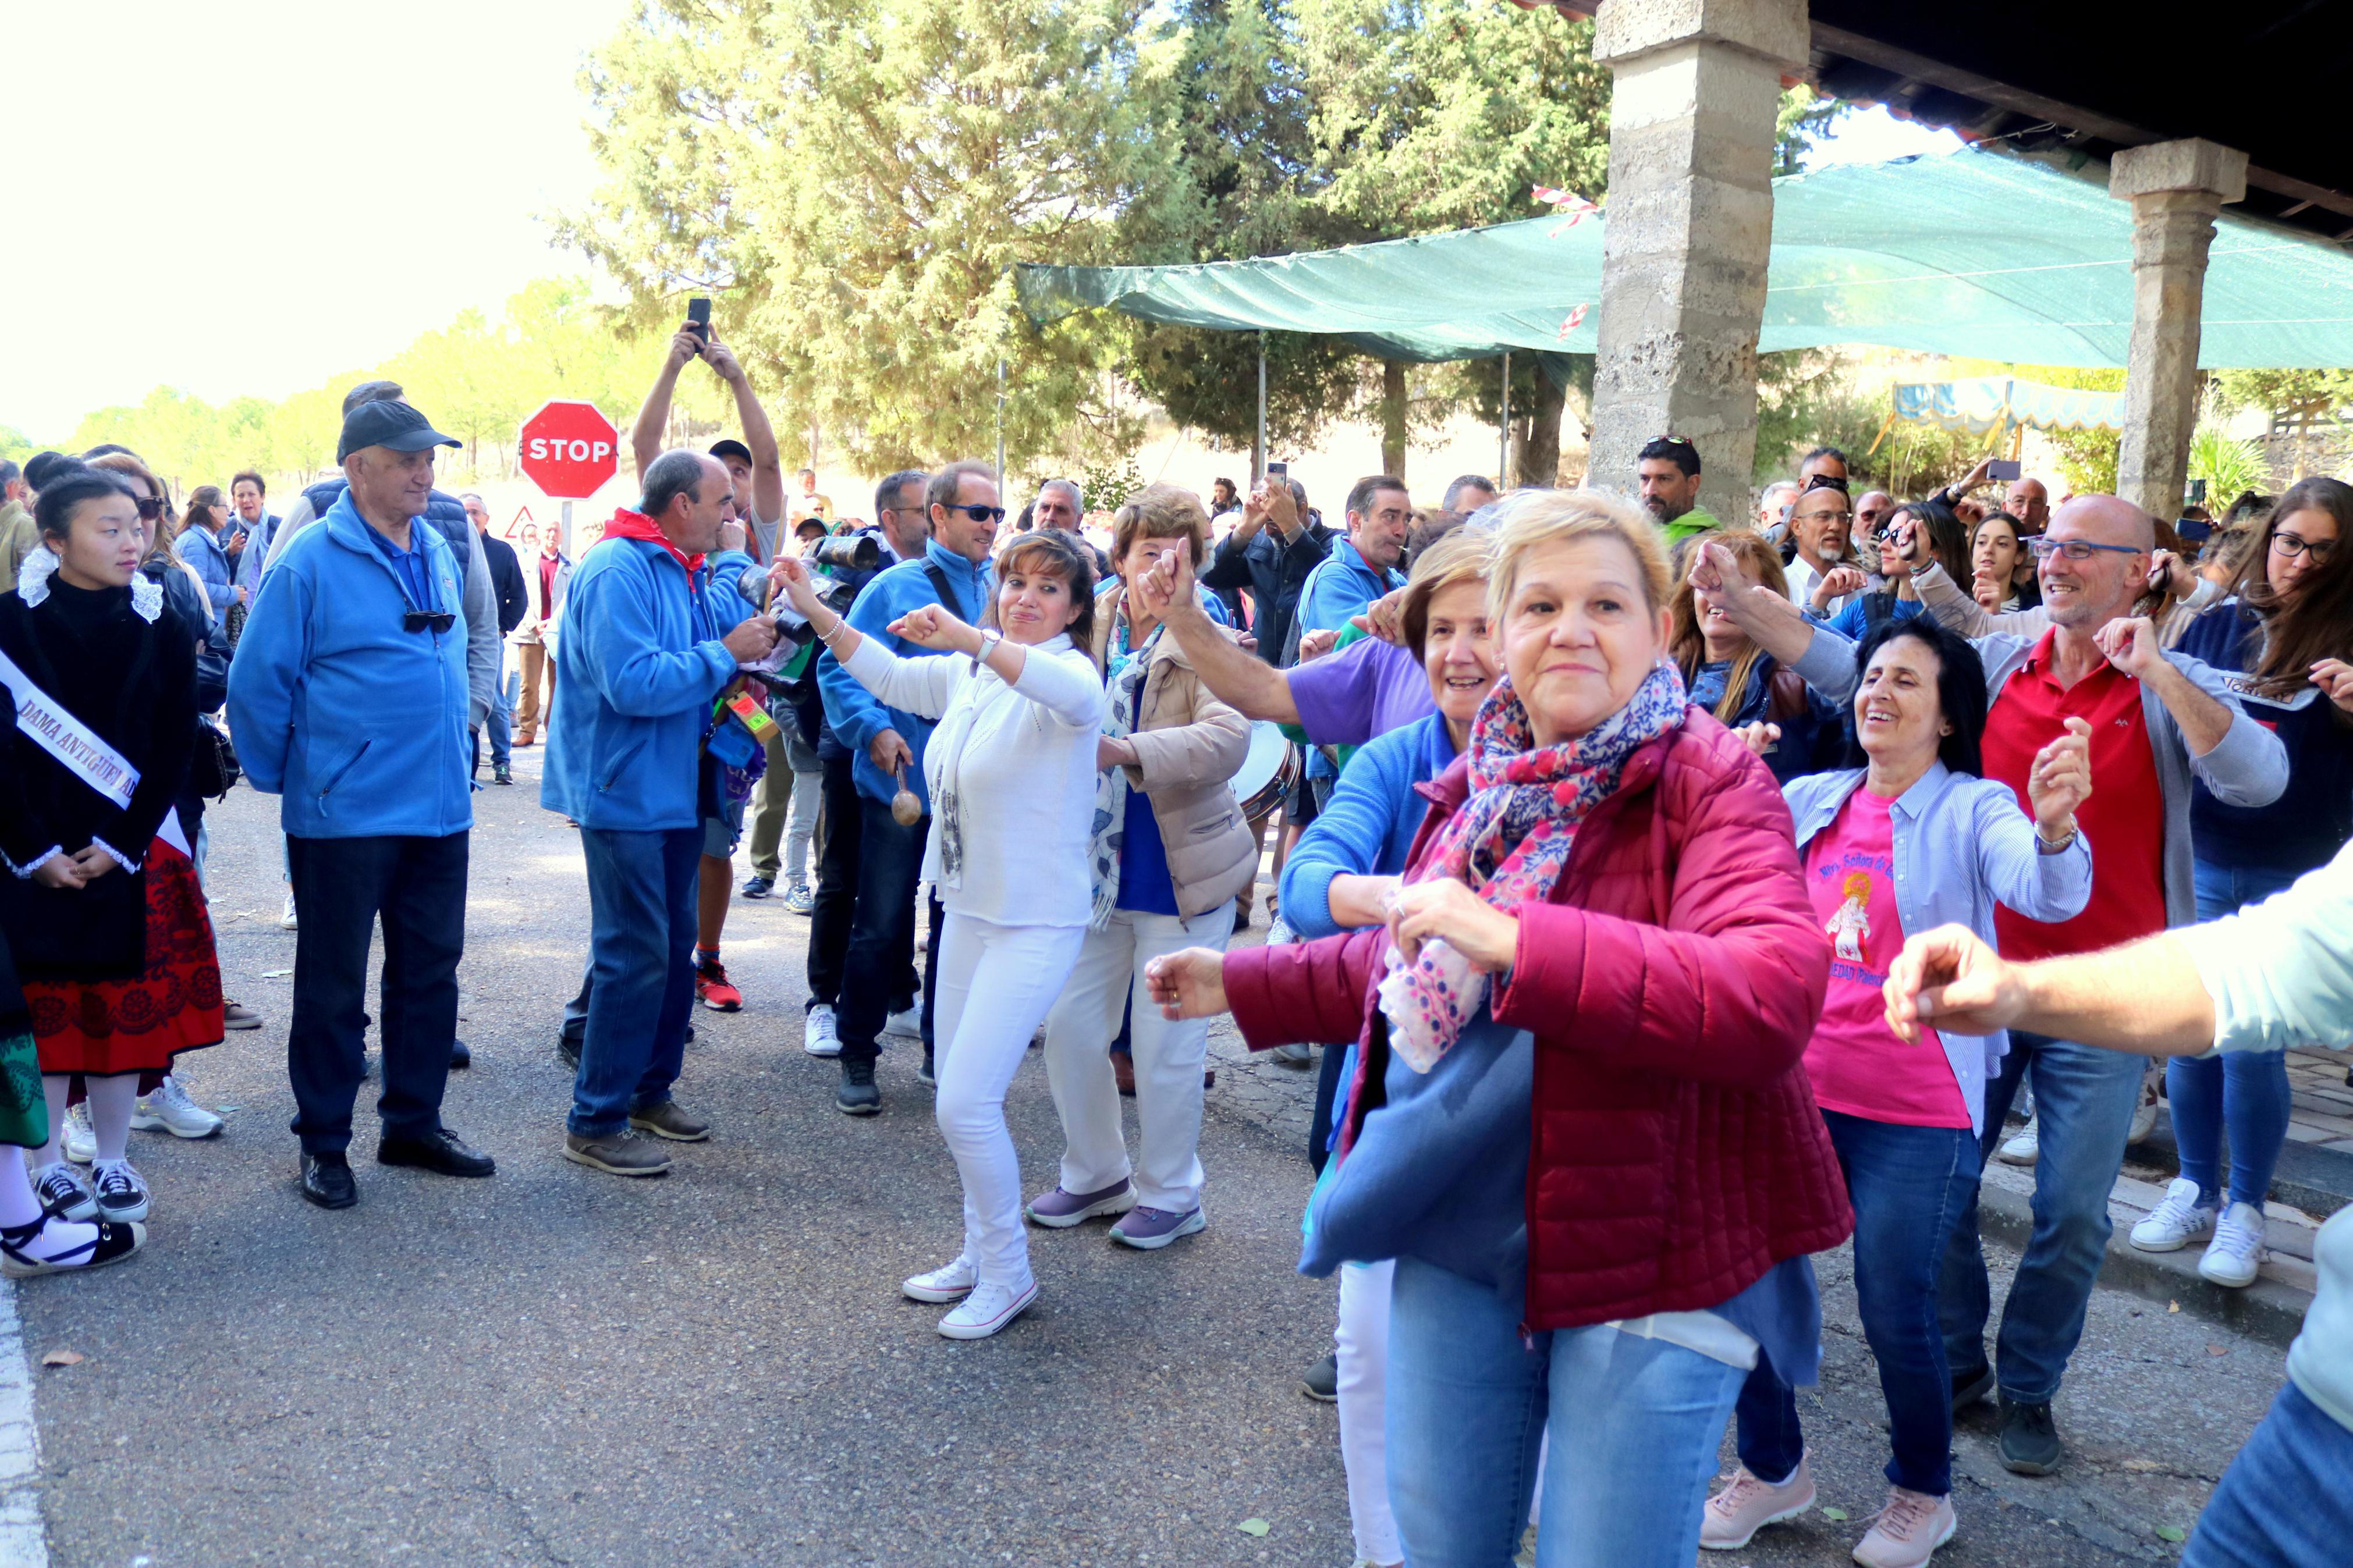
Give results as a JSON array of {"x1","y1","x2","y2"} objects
[
  {"x1": 541, "y1": 532, "x2": 750, "y2": 832},
  {"x1": 226, "y1": 494, "x2": 472, "y2": 838},
  {"x1": 816, "y1": 540, "x2": 992, "y2": 809},
  {"x1": 177, "y1": 521, "x2": 239, "y2": 621},
  {"x1": 1783, "y1": 762, "x2": 2093, "y2": 1135}
]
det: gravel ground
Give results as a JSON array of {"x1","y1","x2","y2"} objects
[{"x1": 15, "y1": 749, "x2": 2290, "y2": 1566}]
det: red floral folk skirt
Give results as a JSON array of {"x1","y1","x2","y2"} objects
[{"x1": 22, "y1": 837, "x2": 225, "y2": 1076}]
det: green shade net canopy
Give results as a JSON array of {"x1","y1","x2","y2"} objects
[{"x1": 1016, "y1": 147, "x2": 2353, "y2": 368}]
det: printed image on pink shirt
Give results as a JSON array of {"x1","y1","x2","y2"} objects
[{"x1": 1802, "y1": 790, "x2": 1971, "y2": 1129}]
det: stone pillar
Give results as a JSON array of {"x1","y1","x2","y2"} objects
[
  {"x1": 1587, "y1": 0, "x2": 1807, "y2": 527},
  {"x1": 2110, "y1": 139, "x2": 2247, "y2": 518}
]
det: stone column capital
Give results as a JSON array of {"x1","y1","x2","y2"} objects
[
  {"x1": 1592, "y1": 0, "x2": 1808, "y2": 71},
  {"x1": 2108, "y1": 138, "x2": 2249, "y2": 205}
]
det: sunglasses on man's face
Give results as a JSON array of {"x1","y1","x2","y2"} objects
[
  {"x1": 403, "y1": 610, "x2": 457, "y2": 634},
  {"x1": 943, "y1": 504, "x2": 1006, "y2": 525}
]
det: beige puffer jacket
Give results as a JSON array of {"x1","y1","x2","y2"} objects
[{"x1": 1092, "y1": 585, "x2": 1258, "y2": 918}]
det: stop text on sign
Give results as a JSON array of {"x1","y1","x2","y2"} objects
[{"x1": 517, "y1": 400, "x2": 621, "y2": 500}]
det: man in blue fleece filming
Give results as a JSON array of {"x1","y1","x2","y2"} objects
[
  {"x1": 543, "y1": 450, "x2": 778, "y2": 1176},
  {"x1": 228, "y1": 400, "x2": 494, "y2": 1210}
]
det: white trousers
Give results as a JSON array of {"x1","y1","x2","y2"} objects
[
  {"x1": 1041, "y1": 902, "x2": 1232, "y2": 1214},
  {"x1": 932, "y1": 913, "x2": 1087, "y2": 1289},
  {"x1": 1337, "y1": 1258, "x2": 1400, "y2": 1566}
]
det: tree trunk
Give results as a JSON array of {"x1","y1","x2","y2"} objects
[
  {"x1": 1522, "y1": 374, "x2": 1564, "y2": 487},
  {"x1": 1380, "y1": 360, "x2": 1407, "y2": 479}
]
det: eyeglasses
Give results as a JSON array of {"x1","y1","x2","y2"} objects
[
  {"x1": 403, "y1": 610, "x2": 456, "y2": 634},
  {"x1": 2026, "y1": 537, "x2": 2142, "y2": 562},
  {"x1": 943, "y1": 504, "x2": 1006, "y2": 524},
  {"x1": 1657, "y1": 435, "x2": 1695, "y2": 447},
  {"x1": 2273, "y1": 530, "x2": 2336, "y2": 563}
]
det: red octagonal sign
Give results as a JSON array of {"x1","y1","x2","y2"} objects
[{"x1": 518, "y1": 400, "x2": 619, "y2": 500}]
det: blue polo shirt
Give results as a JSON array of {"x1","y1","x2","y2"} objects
[{"x1": 360, "y1": 516, "x2": 438, "y2": 611}]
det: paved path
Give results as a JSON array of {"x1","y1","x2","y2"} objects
[{"x1": 10, "y1": 753, "x2": 2292, "y2": 1565}]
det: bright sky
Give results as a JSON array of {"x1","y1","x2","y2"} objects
[
  {"x1": 1, "y1": 0, "x2": 634, "y2": 439},
  {"x1": 2, "y1": 2, "x2": 1961, "y2": 442}
]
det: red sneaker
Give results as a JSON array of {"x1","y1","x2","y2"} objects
[{"x1": 695, "y1": 959, "x2": 743, "y2": 1012}]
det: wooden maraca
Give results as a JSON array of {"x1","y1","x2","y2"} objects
[{"x1": 890, "y1": 764, "x2": 922, "y2": 826}]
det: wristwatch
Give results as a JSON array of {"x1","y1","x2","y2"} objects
[
  {"x1": 2035, "y1": 824, "x2": 2078, "y2": 855},
  {"x1": 973, "y1": 628, "x2": 1003, "y2": 667}
]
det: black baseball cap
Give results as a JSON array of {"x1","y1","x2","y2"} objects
[
  {"x1": 709, "y1": 439, "x2": 753, "y2": 465},
  {"x1": 338, "y1": 400, "x2": 461, "y2": 462}
]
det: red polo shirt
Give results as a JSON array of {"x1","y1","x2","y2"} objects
[{"x1": 1982, "y1": 631, "x2": 2167, "y2": 962}]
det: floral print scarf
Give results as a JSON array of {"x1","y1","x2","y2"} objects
[{"x1": 1379, "y1": 658, "x2": 1688, "y2": 1071}]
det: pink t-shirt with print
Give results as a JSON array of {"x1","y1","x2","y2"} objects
[{"x1": 1801, "y1": 788, "x2": 1970, "y2": 1129}]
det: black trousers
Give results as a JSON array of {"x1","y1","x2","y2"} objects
[
  {"x1": 806, "y1": 752, "x2": 922, "y2": 1022},
  {"x1": 285, "y1": 831, "x2": 468, "y2": 1155},
  {"x1": 833, "y1": 803, "x2": 937, "y2": 1070}
]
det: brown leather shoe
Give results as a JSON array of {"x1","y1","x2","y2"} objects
[
  {"x1": 562, "y1": 1132, "x2": 671, "y2": 1176},
  {"x1": 627, "y1": 1101, "x2": 711, "y2": 1142}
]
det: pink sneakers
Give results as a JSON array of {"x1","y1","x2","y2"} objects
[
  {"x1": 1854, "y1": 1487, "x2": 1957, "y2": 1567},
  {"x1": 1699, "y1": 1453, "x2": 1815, "y2": 1551}
]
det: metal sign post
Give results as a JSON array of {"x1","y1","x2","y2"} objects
[
  {"x1": 1256, "y1": 335, "x2": 1268, "y2": 482},
  {"x1": 1499, "y1": 351, "x2": 1511, "y2": 486}
]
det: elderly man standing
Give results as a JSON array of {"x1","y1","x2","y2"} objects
[
  {"x1": 0, "y1": 460, "x2": 33, "y2": 583},
  {"x1": 544, "y1": 451, "x2": 777, "y2": 1175},
  {"x1": 228, "y1": 401, "x2": 494, "y2": 1209},
  {"x1": 1032, "y1": 477, "x2": 1109, "y2": 577}
]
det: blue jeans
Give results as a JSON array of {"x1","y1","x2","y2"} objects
[
  {"x1": 2171, "y1": 859, "x2": 2300, "y2": 1211},
  {"x1": 570, "y1": 826, "x2": 701, "y2": 1137},
  {"x1": 487, "y1": 659, "x2": 514, "y2": 767},
  {"x1": 1386, "y1": 1254, "x2": 1745, "y2": 1568},
  {"x1": 1737, "y1": 1111, "x2": 1979, "y2": 1495},
  {"x1": 2182, "y1": 1380, "x2": 2353, "y2": 1567},
  {"x1": 1939, "y1": 1030, "x2": 2143, "y2": 1403}
]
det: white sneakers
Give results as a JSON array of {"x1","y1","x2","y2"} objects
[
  {"x1": 132, "y1": 1077, "x2": 223, "y2": 1140},
  {"x1": 2201, "y1": 1201, "x2": 2267, "y2": 1288},
  {"x1": 279, "y1": 890, "x2": 299, "y2": 930},
  {"x1": 1996, "y1": 1114, "x2": 2038, "y2": 1167},
  {"x1": 901, "y1": 1256, "x2": 976, "y2": 1303},
  {"x1": 900, "y1": 1256, "x2": 1038, "y2": 1339},
  {"x1": 62, "y1": 1103, "x2": 95, "y2": 1165},
  {"x1": 2130, "y1": 1177, "x2": 2217, "y2": 1252},
  {"x1": 938, "y1": 1279, "x2": 1038, "y2": 1341},
  {"x1": 803, "y1": 1004, "x2": 842, "y2": 1058},
  {"x1": 883, "y1": 1005, "x2": 922, "y2": 1040}
]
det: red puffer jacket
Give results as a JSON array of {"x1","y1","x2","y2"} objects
[{"x1": 1227, "y1": 710, "x2": 1852, "y2": 1331}]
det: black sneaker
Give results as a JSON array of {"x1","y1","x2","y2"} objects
[
  {"x1": 492, "y1": 761, "x2": 514, "y2": 786},
  {"x1": 1300, "y1": 1351, "x2": 1339, "y2": 1402},
  {"x1": 1950, "y1": 1358, "x2": 1995, "y2": 1412},
  {"x1": 836, "y1": 1061, "x2": 881, "y2": 1116},
  {"x1": 1997, "y1": 1396, "x2": 2062, "y2": 1475}
]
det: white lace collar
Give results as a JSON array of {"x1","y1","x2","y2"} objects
[{"x1": 15, "y1": 546, "x2": 162, "y2": 621}]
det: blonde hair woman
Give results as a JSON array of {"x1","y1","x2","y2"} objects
[
  {"x1": 1026, "y1": 486, "x2": 1256, "y2": 1250},
  {"x1": 1148, "y1": 490, "x2": 1848, "y2": 1567}
]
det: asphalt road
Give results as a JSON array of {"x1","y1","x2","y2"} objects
[{"x1": 14, "y1": 748, "x2": 2290, "y2": 1566}]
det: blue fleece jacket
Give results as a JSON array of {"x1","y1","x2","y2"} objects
[
  {"x1": 816, "y1": 540, "x2": 992, "y2": 808},
  {"x1": 541, "y1": 535, "x2": 748, "y2": 833},
  {"x1": 1279, "y1": 712, "x2": 1457, "y2": 938},
  {"x1": 226, "y1": 495, "x2": 471, "y2": 838}
]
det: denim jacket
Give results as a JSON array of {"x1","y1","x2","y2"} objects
[{"x1": 1783, "y1": 762, "x2": 2093, "y2": 1135}]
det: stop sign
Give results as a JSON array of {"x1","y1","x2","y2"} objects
[{"x1": 517, "y1": 400, "x2": 619, "y2": 500}]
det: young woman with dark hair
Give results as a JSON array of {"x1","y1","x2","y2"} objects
[
  {"x1": 1, "y1": 461, "x2": 221, "y2": 1244},
  {"x1": 1668, "y1": 528, "x2": 1843, "y2": 781},
  {"x1": 1709, "y1": 615, "x2": 2095, "y2": 1566},
  {"x1": 1968, "y1": 511, "x2": 2040, "y2": 614},
  {"x1": 2136, "y1": 475, "x2": 2353, "y2": 1288},
  {"x1": 772, "y1": 528, "x2": 1106, "y2": 1340}
]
